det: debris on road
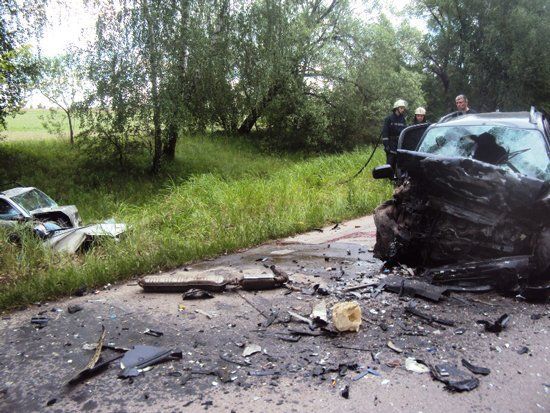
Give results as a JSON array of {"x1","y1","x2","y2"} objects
[
  {"x1": 67, "y1": 304, "x2": 83, "y2": 314},
  {"x1": 139, "y1": 272, "x2": 227, "y2": 292},
  {"x1": 67, "y1": 326, "x2": 124, "y2": 386},
  {"x1": 340, "y1": 384, "x2": 349, "y2": 399},
  {"x1": 405, "y1": 357, "x2": 430, "y2": 373},
  {"x1": 332, "y1": 301, "x2": 362, "y2": 332},
  {"x1": 242, "y1": 344, "x2": 262, "y2": 357},
  {"x1": 461, "y1": 358, "x2": 490, "y2": 375},
  {"x1": 477, "y1": 313, "x2": 510, "y2": 333},
  {"x1": 143, "y1": 328, "x2": 164, "y2": 337},
  {"x1": 383, "y1": 276, "x2": 448, "y2": 302},
  {"x1": 120, "y1": 345, "x2": 182, "y2": 378},
  {"x1": 310, "y1": 301, "x2": 328, "y2": 326},
  {"x1": 139, "y1": 264, "x2": 289, "y2": 293},
  {"x1": 182, "y1": 289, "x2": 215, "y2": 300},
  {"x1": 31, "y1": 315, "x2": 49, "y2": 328},
  {"x1": 387, "y1": 340, "x2": 403, "y2": 354},
  {"x1": 430, "y1": 362, "x2": 480, "y2": 392},
  {"x1": 405, "y1": 303, "x2": 455, "y2": 326}
]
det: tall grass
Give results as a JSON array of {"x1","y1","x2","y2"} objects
[{"x1": 0, "y1": 135, "x2": 391, "y2": 310}]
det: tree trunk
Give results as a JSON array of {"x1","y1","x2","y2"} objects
[
  {"x1": 237, "y1": 83, "x2": 282, "y2": 134},
  {"x1": 237, "y1": 109, "x2": 259, "y2": 134},
  {"x1": 66, "y1": 110, "x2": 74, "y2": 145},
  {"x1": 163, "y1": 122, "x2": 178, "y2": 160},
  {"x1": 143, "y1": 0, "x2": 162, "y2": 174}
]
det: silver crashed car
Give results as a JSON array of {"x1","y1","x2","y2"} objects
[
  {"x1": 0, "y1": 186, "x2": 81, "y2": 228},
  {"x1": 1, "y1": 185, "x2": 126, "y2": 254}
]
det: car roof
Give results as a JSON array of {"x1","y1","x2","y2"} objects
[
  {"x1": 1, "y1": 187, "x2": 35, "y2": 198},
  {"x1": 436, "y1": 111, "x2": 539, "y2": 130}
]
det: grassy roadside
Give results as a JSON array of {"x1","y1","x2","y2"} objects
[
  {"x1": 2, "y1": 108, "x2": 71, "y2": 141},
  {"x1": 0, "y1": 135, "x2": 391, "y2": 311}
]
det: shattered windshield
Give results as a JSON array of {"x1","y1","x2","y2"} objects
[
  {"x1": 418, "y1": 125, "x2": 550, "y2": 180},
  {"x1": 11, "y1": 189, "x2": 58, "y2": 212}
]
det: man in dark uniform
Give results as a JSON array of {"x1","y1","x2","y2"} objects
[{"x1": 382, "y1": 99, "x2": 407, "y2": 169}]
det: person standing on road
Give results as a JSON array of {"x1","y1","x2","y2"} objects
[
  {"x1": 413, "y1": 107, "x2": 426, "y2": 124},
  {"x1": 382, "y1": 99, "x2": 407, "y2": 169},
  {"x1": 455, "y1": 94, "x2": 477, "y2": 114}
]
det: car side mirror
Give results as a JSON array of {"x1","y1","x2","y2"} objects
[{"x1": 372, "y1": 164, "x2": 394, "y2": 180}]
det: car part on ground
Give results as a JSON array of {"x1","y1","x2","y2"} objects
[{"x1": 38, "y1": 221, "x2": 127, "y2": 254}]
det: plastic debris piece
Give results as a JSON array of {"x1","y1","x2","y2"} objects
[
  {"x1": 120, "y1": 345, "x2": 182, "y2": 378},
  {"x1": 68, "y1": 326, "x2": 122, "y2": 386},
  {"x1": 242, "y1": 344, "x2": 262, "y2": 357},
  {"x1": 476, "y1": 313, "x2": 509, "y2": 333},
  {"x1": 383, "y1": 276, "x2": 448, "y2": 302},
  {"x1": 31, "y1": 316, "x2": 49, "y2": 328},
  {"x1": 195, "y1": 309, "x2": 214, "y2": 319},
  {"x1": 248, "y1": 370, "x2": 280, "y2": 377},
  {"x1": 352, "y1": 368, "x2": 380, "y2": 381},
  {"x1": 461, "y1": 358, "x2": 490, "y2": 375},
  {"x1": 182, "y1": 289, "x2": 214, "y2": 300},
  {"x1": 405, "y1": 358, "x2": 430, "y2": 373},
  {"x1": 262, "y1": 308, "x2": 278, "y2": 328},
  {"x1": 517, "y1": 346, "x2": 529, "y2": 355},
  {"x1": 430, "y1": 362, "x2": 479, "y2": 392},
  {"x1": 288, "y1": 310, "x2": 315, "y2": 329},
  {"x1": 270, "y1": 249, "x2": 295, "y2": 256},
  {"x1": 340, "y1": 385, "x2": 349, "y2": 398},
  {"x1": 332, "y1": 301, "x2": 362, "y2": 332},
  {"x1": 387, "y1": 340, "x2": 403, "y2": 353},
  {"x1": 386, "y1": 359, "x2": 401, "y2": 368},
  {"x1": 67, "y1": 305, "x2": 83, "y2": 314},
  {"x1": 310, "y1": 301, "x2": 328, "y2": 326},
  {"x1": 143, "y1": 328, "x2": 164, "y2": 337},
  {"x1": 82, "y1": 343, "x2": 98, "y2": 351},
  {"x1": 405, "y1": 303, "x2": 455, "y2": 326}
]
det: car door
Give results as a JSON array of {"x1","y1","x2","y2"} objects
[
  {"x1": 0, "y1": 198, "x2": 26, "y2": 226},
  {"x1": 398, "y1": 124, "x2": 430, "y2": 151}
]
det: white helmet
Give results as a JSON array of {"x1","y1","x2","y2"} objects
[
  {"x1": 415, "y1": 107, "x2": 426, "y2": 115},
  {"x1": 393, "y1": 99, "x2": 408, "y2": 109}
]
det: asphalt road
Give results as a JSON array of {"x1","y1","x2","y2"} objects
[{"x1": 1, "y1": 216, "x2": 548, "y2": 413}]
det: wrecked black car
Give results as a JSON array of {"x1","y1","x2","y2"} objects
[{"x1": 372, "y1": 108, "x2": 550, "y2": 298}]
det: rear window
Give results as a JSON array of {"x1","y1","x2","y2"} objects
[{"x1": 418, "y1": 125, "x2": 550, "y2": 180}]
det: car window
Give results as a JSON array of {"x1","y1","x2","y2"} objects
[
  {"x1": 0, "y1": 199, "x2": 21, "y2": 220},
  {"x1": 418, "y1": 125, "x2": 550, "y2": 180},
  {"x1": 11, "y1": 189, "x2": 58, "y2": 212}
]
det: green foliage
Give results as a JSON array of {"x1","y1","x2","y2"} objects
[
  {"x1": 0, "y1": 135, "x2": 391, "y2": 309},
  {"x1": 0, "y1": 0, "x2": 47, "y2": 128},
  {"x1": 79, "y1": 0, "x2": 429, "y2": 158},
  {"x1": 418, "y1": 0, "x2": 550, "y2": 114},
  {"x1": 37, "y1": 53, "x2": 84, "y2": 143}
]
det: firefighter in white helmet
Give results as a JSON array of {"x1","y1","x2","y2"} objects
[
  {"x1": 413, "y1": 107, "x2": 426, "y2": 124},
  {"x1": 381, "y1": 99, "x2": 407, "y2": 169}
]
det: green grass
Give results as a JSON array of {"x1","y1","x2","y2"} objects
[
  {"x1": 3, "y1": 108, "x2": 77, "y2": 141},
  {"x1": 0, "y1": 134, "x2": 392, "y2": 310}
]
